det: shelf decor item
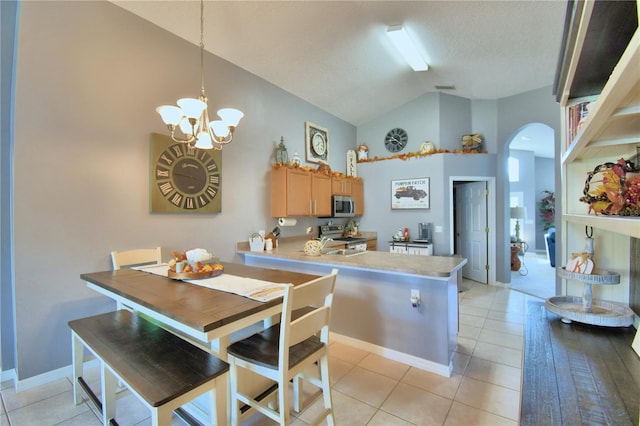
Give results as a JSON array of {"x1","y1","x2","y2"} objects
[
  {"x1": 305, "y1": 122, "x2": 329, "y2": 164},
  {"x1": 356, "y1": 144, "x2": 369, "y2": 161},
  {"x1": 275, "y1": 137, "x2": 288, "y2": 164},
  {"x1": 580, "y1": 157, "x2": 640, "y2": 216},
  {"x1": 461, "y1": 133, "x2": 482, "y2": 151}
]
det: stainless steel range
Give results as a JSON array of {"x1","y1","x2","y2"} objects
[{"x1": 319, "y1": 224, "x2": 368, "y2": 251}]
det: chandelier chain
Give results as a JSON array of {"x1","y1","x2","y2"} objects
[
  {"x1": 200, "y1": 0, "x2": 205, "y2": 95},
  {"x1": 155, "y1": 0, "x2": 243, "y2": 149}
]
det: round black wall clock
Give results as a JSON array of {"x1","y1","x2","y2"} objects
[
  {"x1": 150, "y1": 133, "x2": 221, "y2": 213},
  {"x1": 384, "y1": 128, "x2": 408, "y2": 152}
]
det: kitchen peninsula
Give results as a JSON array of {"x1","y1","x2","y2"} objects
[{"x1": 237, "y1": 238, "x2": 467, "y2": 377}]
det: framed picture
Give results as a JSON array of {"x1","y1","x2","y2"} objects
[
  {"x1": 391, "y1": 177, "x2": 430, "y2": 209},
  {"x1": 305, "y1": 122, "x2": 329, "y2": 164}
]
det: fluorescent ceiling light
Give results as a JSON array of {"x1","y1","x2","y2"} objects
[{"x1": 387, "y1": 25, "x2": 429, "y2": 71}]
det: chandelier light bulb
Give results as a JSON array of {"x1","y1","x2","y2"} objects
[
  {"x1": 217, "y1": 108, "x2": 244, "y2": 127},
  {"x1": 177, "y1": 98, "x2": 207, "y2": 119},
  {"x1": 194, "y1": 132, "x2": 213, "y2": 149},
  {"x1": 179, "y1": 119, "x2": 195, "y2": 136},
  {"x1": 156, "y1": 105, "x2": 183, "y2": 126},
  {"x1": 211, "y1": 120, "x2": 230, "y2": 139}
]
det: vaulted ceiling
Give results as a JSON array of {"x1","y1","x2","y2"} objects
[{"x1": 111, "y1": 0, "x2": 568, "y2": 127}]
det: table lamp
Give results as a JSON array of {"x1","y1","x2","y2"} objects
[{"x1": 510, "y1": 206, "x2": 525, "y2": 242}]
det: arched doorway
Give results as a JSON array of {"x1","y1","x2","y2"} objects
[{"x1": 507, "y1": 123, "x2": 556, "y2": 299}]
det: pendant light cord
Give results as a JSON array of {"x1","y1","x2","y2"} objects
[{"x1": 200, "y1": 0, "x2": 205, "y2": 96}]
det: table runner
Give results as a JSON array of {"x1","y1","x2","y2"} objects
[{"x1": 134, "y1": 264, "x2": 290, "y2": 302}]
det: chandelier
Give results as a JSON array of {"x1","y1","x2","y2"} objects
[{"x1": 156, "y1": 0, "x2": 243, "y2": 150}]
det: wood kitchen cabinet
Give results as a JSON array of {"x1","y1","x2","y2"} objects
[
  {"x1": 331, "y1": 177, "x2": 352, "y2": 195},
  {"x1": 352, "y1": 179, "x2": 364, "y2": 216},
  {"x1": 271, "y1": 167, "x2": 331, "y2": 217},
  {"x1": 366, "y1": 238, "x2": 377, "y2": 251},
  {"x1": 332, "y1": 176, "x2": 364, "y2": 215}
]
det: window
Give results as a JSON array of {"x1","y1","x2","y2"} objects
[{"x1": 508, "y1": 157, "x2": 519, "y2": 182}]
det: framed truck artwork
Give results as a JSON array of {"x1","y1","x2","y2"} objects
[{"x1": 391, "y1": 177, "x2": 430, "y2": 209}]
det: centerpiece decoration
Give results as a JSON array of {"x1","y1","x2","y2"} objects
[{"x1": 168, "y1": 248, "x2": 223, "y2": 279}]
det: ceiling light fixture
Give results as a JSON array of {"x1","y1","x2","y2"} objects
[
  {"x1": 156, "y1": 0, "x2": 243, "y2": 150},
  {"x1": 386, "y1": 25, "x2": 429, "y2": 72}
]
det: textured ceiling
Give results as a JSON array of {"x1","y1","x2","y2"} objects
[{"x1": 110, "y1": 0, "x2": 567, "y2": 128}]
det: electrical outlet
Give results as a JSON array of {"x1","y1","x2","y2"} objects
[{"x1": 410, "y1": 289, "x2": 421, "y2": 308}]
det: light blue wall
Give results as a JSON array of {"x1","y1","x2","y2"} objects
[
  {"x1": 535, "y1": 157, "x2": 555, "y2": 251},
  {"x1": 440, "y1": 94, "x2": 472, "y2": 149},
  {"x1": 356, "y1": 93, "x2": 497, "y2": 256},
  {"x1": 4, "y1": 1, "x2": 561, "y2": 382},
  {"x1": 497, "y1": 87, "x2": 561, "y2": 283},
  {"x1": 357, "y1": 92, "x2": 440, "y2": 159},
  {"x1": 509, "y1": 149, "x2": 536, "y2": 244},
  {"x1": 1, "y1": 0, "x2": 18, "y2": 377},
  {"x1": 9, "y1": 1, "x2": 356, "y2": 380}
]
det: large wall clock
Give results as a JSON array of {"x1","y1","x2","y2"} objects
[
  {"x1": 150, "y1": 133, "x2": 221, "y2": 213},
  {"x1": 305, "y1": 121, "x2": 329, "y2": 164},
  {"x1": 384, "y1": 128, "x2": 408, "y2": 152}
]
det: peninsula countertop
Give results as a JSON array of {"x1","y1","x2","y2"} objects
[{"x1": 237, "y1": 236, "x2": 467, "y2": 278}]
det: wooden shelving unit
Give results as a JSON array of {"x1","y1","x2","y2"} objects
[{"x1": 555, "y1": 0, "x2": 639, "y2": 319}]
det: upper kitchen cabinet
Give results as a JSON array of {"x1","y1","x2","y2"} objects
[
  {"x1": 271, "y1": 167, "x2": 331, "y2": 217},
  {"x1": 332, "y1": 175, "x2": 364, "y2": 215},
  {"x1": 555, "y1": 0, "x2": 640, "y2": 238},
  {"x1": 352, "y1": 179, "x2": 364, "y2": 216},
  {"x1": 331, "y1": 176, "x2": 352, "y2": 196}
]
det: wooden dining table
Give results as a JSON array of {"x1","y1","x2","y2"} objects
[
  {"x1": 81, "y1": 262, "x2": 319, "y2": 358},
  {"x1": 81, "y1": 262, "x2": 320, "y2": 423}
]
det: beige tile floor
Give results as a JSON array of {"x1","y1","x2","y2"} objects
[{"x1": 0, "y1": 279, "x2": 534, "y2": 425}]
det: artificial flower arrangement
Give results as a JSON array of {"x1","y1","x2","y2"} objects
[{"x1": 580, "y1": 158, "x2": 640, "y2": 216}]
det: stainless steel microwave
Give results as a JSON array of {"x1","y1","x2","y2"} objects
[{"x1": 332, "y1": 195, "x2": 356, "y2": 217}]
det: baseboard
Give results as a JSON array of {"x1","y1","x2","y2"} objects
[
  {"x1": 329, "y1": 332, "x2": 452, "y2": 378},
  {"x1": 9, "y1": 358, "x2": 100, "y2": 393},
  {"x1": 1, "y1": 368, "x2": 16, "y2": 385}
]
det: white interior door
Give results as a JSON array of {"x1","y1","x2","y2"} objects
[{"x1": 456, "y1": 181, "x2": 488, "y2": 283}]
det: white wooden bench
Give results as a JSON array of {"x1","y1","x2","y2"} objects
[{"x1": 69, "y1": 310, "x2": 228, "y2": 425}]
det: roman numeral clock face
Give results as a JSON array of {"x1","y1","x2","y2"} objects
[{"x1": 150, "y1": 133, "x2": 221, "y2": 213}]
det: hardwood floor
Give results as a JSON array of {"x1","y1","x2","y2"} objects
[{"x1": 521, "y1": 301, "x2": 640, "y2": 426}]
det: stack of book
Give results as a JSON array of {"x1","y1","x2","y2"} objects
[{"x1": 566, "y1": 100, "x2": 592, "y2": 148}]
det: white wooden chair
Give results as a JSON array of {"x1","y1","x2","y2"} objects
[
  {"x1": 111, "y1": 247, "x2": 162, "y2": 270},
  {"x1": 227, "y1": 268, "x2": 338, "y2": 426}
]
